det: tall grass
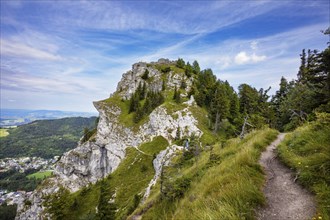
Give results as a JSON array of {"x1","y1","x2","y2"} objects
[
  {"x1": 133, "y1": 128, "x2": 278, "y2": 220},
  {"x1": 277, "y1": 113, "x2": 330, "y2": 219}
]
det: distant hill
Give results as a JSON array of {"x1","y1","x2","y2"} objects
[
  {"x1": 0, "y1": 117, "x2": 98, "y2": 159},
  {"x1": 0, "y1": 109, "x2": 98, "y2": 127}
]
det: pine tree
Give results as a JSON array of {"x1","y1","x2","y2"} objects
[
  {"x1": 176, "y1": 58, "x2": 185, "y2": 68},
  {"x1": 298, "y1": 49, "x2": 307, "y2": 82},
  {"x1": 185, "y1": 62, "x2": 193, "y2": 77},
  {"x1": 173, "y1": 86, "x2": 178, "y2": 100},
  {"x1": 192, "y1": 60, "x2": 200, "y2": 74},
  {"x1": 129, "y1": 93, "x2": 139, "y2": 113},
  {"x1": 162, "y1": 80, "x2": 166, "y2": 91},
  {"x1": 141, "y1": 69, "x2": 149, "y2": 80},
  {"x1": 209, "y1": 83, "x2": 230, "y2": 132},
  {"x1": 141, "y1": 82, "x2": 147, "y2": 100},
  {"x1": 173, "y1": 86, "x2": 181, "y2": 104}
]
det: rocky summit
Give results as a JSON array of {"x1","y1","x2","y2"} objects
[{"x1": 16, "y1": 59, "x2": 203, "y2": 219}]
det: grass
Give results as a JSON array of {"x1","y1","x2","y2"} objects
[
  {"x1": 277, "y1": 113, "x2": 330, "y2": 219},
  {"x1": 132, "y1": 128, "x2": 278, "y2": 220},
  {"x1": 27, "y1": 170, "x2": 53, "y2": 180},
  {"x1": 0, "y1": 128, "x2": 9, "y2": 137},
  {"x1": 189, "y1": 105, "x2": 219, "y2": 146},
  {"x1": 44, "y1": 136, "x2": 169, "y2": 220}
]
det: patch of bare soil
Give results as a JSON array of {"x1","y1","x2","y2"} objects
[{"x1": 257, "y1": 133, "x2": 316, "y2": 220}]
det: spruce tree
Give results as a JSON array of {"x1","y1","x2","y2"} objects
[{"x1": 192, "y1": 60, "x2": 200, "y2": 74}]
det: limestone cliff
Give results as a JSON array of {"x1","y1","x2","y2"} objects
[{"x1": 16, "y1": 59, "x2": 202, "y2": 219}]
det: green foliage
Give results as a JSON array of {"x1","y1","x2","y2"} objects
[
  {"x1": 180, "y1": 79, "x2": 187, "y2": 89},
  {"x1": 194, "y1": 69, "x2": 217, "y2": 107},
  {"x1": 27, "y1": 170, "x2": 53, "y2": 180},
  {"x1": 161, "y1": 176, "x2": 191, "y2": 200},
  {"x1": 138, "y1": 128, "x2": 278, "y2": 219},
  {"x1": 278, "y1": 114, "x2": 330, "y2": 219},
  {"x1": 44, "y1": 186, "x2": 73, "y2": 220},
  {"x1": 185, "y1": 62, "x2": 193, "y2": 78},
  {"x1": 238, "y1": 84, "x2": 259, "y2": 115},
  {"x1": 0, "y1": 204, "x2": 17, "y2": 220},
  {"x1": 192, "y1": 60, "x2": 200, "y2": 75},
  {"x1": 44, "y1": 137, "x2": 169, "y2": 220},
  {"x1": 128, "y1": 82, "x2": 165, "y2": 123},
  {"x1": 173, "y1": 86, "x2": 181, "y2": 104},
  {"x1": 0, "y1": 169, "x2": 42, "y2": 191},
  {"x1": 272, "y1": 42, "x2": 330, "y2": 130},
  {"x1": 0, "y1": 117, "x2": 97, "y2": 159},
  {"x1": 134, "y1": 91, "x2": 165, "y2": 123},
  {"x1": 176, "y1": 58, "x2": 185, "y2": 69},
  {"x1": 97, "y1": 179, "x2": 116, "y2": 220},
  {"x1": 162, "y1": 80, "x2": 166, "y2": 91},
  {"x1": 141, "y1": 69, "x2": 149, "y2": 80}
]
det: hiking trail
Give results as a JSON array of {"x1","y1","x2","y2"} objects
[{"x1": 257, "y1": 133, "x2": 316, "y2": 220}]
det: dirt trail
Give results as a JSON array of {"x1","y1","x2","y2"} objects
[{"x1": 257, "y1": 133, "x2": 316, "y2": 220}]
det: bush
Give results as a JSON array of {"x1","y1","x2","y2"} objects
[
  {"x1": 141, "y1": 69, "x2": 149, "y2": 80},
  {"x1": 162, "y1": 176, "x2": 191, "y2": 201}
]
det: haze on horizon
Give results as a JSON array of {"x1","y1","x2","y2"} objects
[{"x1": 1, "y1": 0, "x2": 329, "y2": 112}]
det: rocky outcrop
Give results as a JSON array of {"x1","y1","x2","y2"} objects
[
  {"x1": 117, "y1": 59, "x2": 193, "y2": 100},
  {"x1": 16, "y1": 59, "x2": 202, "y2": 219},
  {"x1": 142, "y1": 144, "x2": 183, "y2": 202}
]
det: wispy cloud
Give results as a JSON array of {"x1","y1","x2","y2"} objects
[
  {"x1": 0, "y1": 39, "x2": 62, "y2": 61},
  {"x1": 0, "y1": 0, "x2": 328, "y2": 111}
]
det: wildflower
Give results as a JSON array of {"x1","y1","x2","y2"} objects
[
  {"x1": 298, "y1": 162, "x2": 301, "y2": 165},
  {"x1": 318, "y1": 216, "x2": 322, "y2": 219}
]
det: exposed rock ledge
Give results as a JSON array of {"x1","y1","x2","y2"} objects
[
  {"x1": 16, "y1": 102, "x2": 202, "y2": 219},
  {"x1": 16, "y1": 60, "x2": 201, "y2": 219}
]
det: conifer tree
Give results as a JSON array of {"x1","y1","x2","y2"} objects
[
  {"x1": 162, "y1": 80, "x2": 166, "y2": 91},
  {"x1": 192, "y1": 60, "x2": 200, "y2": 74},
  {"x1": 176, "y1": 58, "x2": 185, "y2": 68}
]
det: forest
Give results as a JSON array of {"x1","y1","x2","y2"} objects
[
  {"x1": 0, "y1": 117, "x2": 98, "y2": 159},
  {"x1": 127, "y1": 30, "x2": 329, "y2": 137}
]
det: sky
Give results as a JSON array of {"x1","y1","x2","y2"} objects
[{"x1": 1, "y1": 0, "x2": 329, "y2": 112}]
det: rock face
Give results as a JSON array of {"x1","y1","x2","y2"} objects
[
  {"x1": 117, "y1": 59, "x2": 193, "y2": 100},
  {"x1": 16, "y1": 59, "x2": 202, "y2": 219},
  {"x1": 142, "y1": 144, "x2": 183, "y2": 202}
]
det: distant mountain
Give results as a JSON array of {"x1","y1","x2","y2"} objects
[
  {"x1": 0, "y1": 117, "x2": 98, "y2": 159},
  {"x1": 0, "y1": 109, "x2": 98, "y2": 127}
]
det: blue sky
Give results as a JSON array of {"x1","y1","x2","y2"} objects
[{"x1": 1, "y1": 0, "x2": 329, "y2": 112}]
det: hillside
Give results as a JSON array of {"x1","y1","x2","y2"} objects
[
  {"x1": 44, "y1": 129, "x2": 278, "y2": 220},
  {"x1": 16, "y1": 48, "x2": 329, "y2": 219},
  {"x1": 0, "y1": 117, "x2": 97, "y2": 159},
  {"x1": 0, "y1": 109, "x2": 97, "y2": 127},
  {"x1": 278, "y1": 113, "x2": 330, "y2": 219}
]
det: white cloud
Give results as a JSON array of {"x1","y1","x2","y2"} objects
[
  {"x1": 235, "y1": 52, "x2": 250, "y2": 64},
  {"x1": 0, "y1": 39, "x2": 62, "y2": 61},
  {"x1": 234, "y1": 51, "x2": 266, "y2": 65}
]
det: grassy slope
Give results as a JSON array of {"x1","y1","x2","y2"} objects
[
  {"x1": 277, "y1": 113, "x2": 330, "y2": 219},
  {"x1": 27, "y1": 170, "x2": 53, "y2": 180},
  {"x1": 0, "y1": 117, "x2": 97, "y2": 159},
  {"x1": 45, "y1": 136, "x2": 169, "y2": 220},
  {"x1": 132, "y1": 128, "x2": 278, "y2": 220}
]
